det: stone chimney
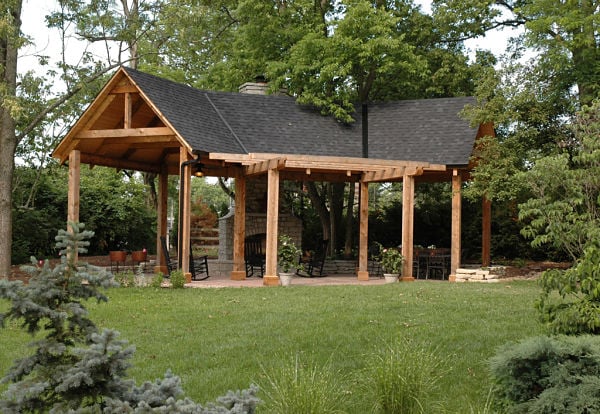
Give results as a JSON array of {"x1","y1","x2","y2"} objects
[{"x1": 238, "y1": 75, "x2": 269, "y2": 95}]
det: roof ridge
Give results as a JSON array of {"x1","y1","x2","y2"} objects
[{"x1": 204, "y1": 93, "x2": 249, "y2": 154}]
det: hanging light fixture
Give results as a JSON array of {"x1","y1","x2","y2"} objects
[{"x1": 193, "y1": 163, "x2": 204, "y2": 177}]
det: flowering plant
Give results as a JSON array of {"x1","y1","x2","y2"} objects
[
  {"x1": 379, "y1": 246, "x2": 404, "y2": 274},
  {"x1": 278, "y1": 234, "x2": 303, "y2": 273}
]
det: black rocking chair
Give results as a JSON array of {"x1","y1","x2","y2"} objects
[{"x1": 298, "y1": 239, "x2": 328, "y2": 277}]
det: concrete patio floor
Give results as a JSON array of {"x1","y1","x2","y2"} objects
[{"x1": 186, "y1": 273, "x2": 392, "y2": 288}]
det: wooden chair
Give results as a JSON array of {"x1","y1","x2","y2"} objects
[
  {"x1": 245, "y1": 233, "x2": 265, "y2": 278},
  {"x1": 298, "y1": 239, "x2": 328, "y2": 277},
  {"x1": 189, "y1": 248, "x2": 209, "y2": 281},
  {"x1": 160, "y1": 236, "x2": 209, "y2": 280},
  {"x1": 160, "y1": 236, "x2": 177, "y2": 277}
]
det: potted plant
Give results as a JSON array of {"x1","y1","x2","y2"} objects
[
  {"x1": 278, "y1": 234, "x2": 302, "y2": 286},
  {"x1": 379, "y1": 246, "x2": 404, "y2": 283}
]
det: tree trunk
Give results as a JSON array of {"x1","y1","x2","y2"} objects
[
  {"x1": 0, "y1": 0, "x2": 23, "y2": 277},
  {"x1": 305, "y1": 181, "x2": 330, "y2": 245},
  {"x1": 329, "y1": 182, "x2": 344, "y2": 256}
]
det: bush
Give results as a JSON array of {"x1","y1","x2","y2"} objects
[
  {"x1": 115, "y1": 270, "x2": 136, "y2": 287},
  {"x1": 490, "y1": 335, "x2": 600, "y2": 413},
  {"x1": 363, "y1": 338, "x2": 444, "y2": 413},
  {"x1": 0, "y1": 223, "x2": 259, "y2": 413},
  {"x1": 259, "y1": 354, "x2": 348, "y2": 414},
  {"x1": 536, "y1": 244, "x2": 600, "y2": 334},
  {"x1": 170, "y1": 269, "x2": 186, "y2": 289},
  {"x1": 150, "y1": 272, "x2": 165, "y2": 288}
]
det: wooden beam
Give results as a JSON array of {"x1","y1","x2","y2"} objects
[
  {"x1": 280, "y1": 170, "x2": 360, "y2": 183},
  {"x1": 124, "y1": 92, "x2": 132, "y2": 128},
  {"x1": 79, "y1": 153, "x2": 161, "y2": 173},
  {"x1": 244, "y1": 158, "x2": 286, "y2": 176},
  {"x1": 110, "y1": 85, "x2": 138, "y2": 94},
  {"x1": 155, "y1": 164, "x2": 169, "y2": 275},
  {"x1": 357, "y1": 181, "x2": 369, "y2": 280},
  {"x1": 76, "y1": 127, "x2": 174, "y2": 139},
  {"x1": 231, "y1": 174, "x2": 247, "y2": 280},
  {"x1": 209, "y1": 152, "x2": 446, "y2": 172},
  {"x1": 179, "y1": 148, "x2": 192, "y2": 278},
  {"x1": 67, "y1": 150, "x2": 80, "y2": 263},
  {"x1": 362, "y1": 167, "x2": 406, "y2": 183},
  {"x1": 263, "y1": 168, "x2": 280, "y2": 286},
  {"x1": 401, "y1": 174, "x2": 415, "y2": 281},
  {"x1": 450, "y1": 170, "x2": 462, "y2": 280},
  {"x1": 100, "y1": 135, "x2": 178, "y2": 145}
]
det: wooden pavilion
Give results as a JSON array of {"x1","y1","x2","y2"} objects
[{"x1": 52, "y1": 67, "x2": 494, "y2": 285}]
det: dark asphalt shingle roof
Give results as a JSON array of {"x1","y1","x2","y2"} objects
[{"x1": 125, "y1": 67, "x2": 478, "y2": 166}]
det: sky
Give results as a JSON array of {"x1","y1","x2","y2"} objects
[{"x1": 19, "y1": 0, "x2": 522, "y2": 80}]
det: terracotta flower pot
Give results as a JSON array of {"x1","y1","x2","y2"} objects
[
  {"x1": 131, "y1": 250, "x2": 147, "y2": 262},
  {"x1": 109, "y1": 250, "x2": 127, "y2": 262}
]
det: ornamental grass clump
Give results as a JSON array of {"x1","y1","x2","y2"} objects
[
  {"x1": 364, "y1": 338, "x2": 444, "y2": 414},
  {"x1": 260, "y1": 353, "x2": 348, "y2": 414},
  {"x1": 278, "y1": 234, "x2": 302, "y2": 273},
  {"x1": 378, "y1": 245, "x2": 404, "y2": 274}
]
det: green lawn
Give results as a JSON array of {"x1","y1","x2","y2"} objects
[{"x1": 0, "y1": 280, "x2": 543, "y2": 413}]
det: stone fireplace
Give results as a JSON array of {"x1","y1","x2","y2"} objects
[{"x1": 218, "y1": 176, "x2": 302, "y2": 261}]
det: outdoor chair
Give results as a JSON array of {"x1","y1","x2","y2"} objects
[
  {"x1": 426, "y1": 253, "x2": 450, "y2": 280},
  {"x1": 245, "y1": 233, "x2": 265, "y2": 278},
  {"x1": 160, "y1": 236, "x2": 177, "y2": 277},
  {"x1": 189, "y1": 248, "x2": 209, "y2": 281},
  {"x1": 368, "y1": 243, "x2": 383, "y2": 278},
  {"x1": 297, "y1": 239, "x2": 328, "y2": 277}
]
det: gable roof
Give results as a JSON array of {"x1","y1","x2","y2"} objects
[
  {"x1": 52, "y1": 66, "x2": 488, "y2": 182},
  {"x1": 123, "y1": 67, "x2": 478, "y2": 166}
]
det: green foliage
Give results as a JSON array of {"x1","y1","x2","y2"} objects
[
  {"x1": 278, "y1": 234, "x2": 302, "y2": 273},
  {"x1": 115, "y1": 270, "x2": 137, "y2": 288},
  {"x1": 364, "y1": 338, "x2": 444, "y2": 414},
  {"x1": 11, "y1": 165, "x2": 156, "y2": 261},
  {"x1": 170, "y1": 269, "x2": 186, "y2": 289},
  {"x1": 536, "y1": 244, "x2": 600, "y2": 335},
  {"x1": 519, "y1": 101, "x2": 600, "y2": 262},
  {"x1": 0, "y1": 223, "x2": 259, "y2": 413},
  {"x1": 490, "y1": 335, "x2": 600, "y2": 413},
  {"x1": 376, "y1": 244, "x2": 404, "y2": 275},
  {"x1": 260, "y1": 354, "x2": 347, "y2": 414},
  {"x1": 150, "y1": 272, "x2": 165, "y2": 289}
]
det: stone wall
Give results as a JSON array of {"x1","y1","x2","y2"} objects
[{"x1": 218, "y1": 176, "x2": 302, "y2": 261}]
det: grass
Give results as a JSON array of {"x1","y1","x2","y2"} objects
[{"x1": 0, "y1": 280, "x2": 543, "y2": 413}]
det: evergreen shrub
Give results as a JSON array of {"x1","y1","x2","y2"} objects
[
  {"x1": 490, "y1": 335, "x2": 600, "y2": 413},
  {"x1": 0, "y1": 223, "x2": 259, "y2": 413}
]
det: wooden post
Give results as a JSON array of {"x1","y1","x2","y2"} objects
[
  {"x1": 449, "y1": 170, "x2": 462, "y2": 281},
  {"x1": 482, "y1": 196, "x2": 491, "y2": 267},
  {"x1": 401, "y1": 174, "x2": 415, "y2": 281},
  {"x1": 357, "y1": 181, "x2": 369, "y2": 280},
  {"x1": 179, "y1": 148, "x2": 192, "y2": 280},
  {"x1": 263, "y1": 168, "x2": 280, "y2": 286},
  {"x1": 67, "y1": 150, "x2": 80, "y2": 263},
  {"x1": 155, "y1": 164, "x2": 169, "y2": 275},
  {"x1": 124, "y1": 92, "x2": 132, "y2": 128},
  {"x1": 231, "y1": 174, "x2": 246, "y2": 280}
]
